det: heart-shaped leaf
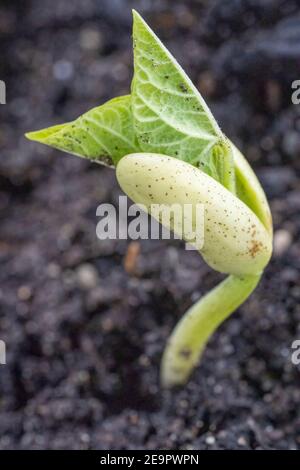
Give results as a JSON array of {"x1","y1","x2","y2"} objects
[
  {"x1": 26, "y1": 95, "x2": 140, "y2": 166},
  {"x1": 132, "y1": 11, "x2": 224, "y2": 168}
]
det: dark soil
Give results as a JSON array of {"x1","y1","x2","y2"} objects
[{"x1": 0, "y1": 0, "x2": 300, "y2": 450}]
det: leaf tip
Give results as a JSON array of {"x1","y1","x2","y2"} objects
[
  {"x1": 132, "y1": 9, "x2": 148, "y2": 32},
  {"x1": 24, "y1": 130, "x2": 45, "y2": 143},
  {"x1": 132, "y1": 9, "x2": 140, "y2": 19},
  {"x1": 25, "y1": 123, "x2": 67, "y2": 144}
]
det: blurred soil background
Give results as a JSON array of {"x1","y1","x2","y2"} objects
[{"x1": 0, "y1": 0, "x2": 300, "y2": 449}]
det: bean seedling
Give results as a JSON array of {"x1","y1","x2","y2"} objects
[{"x1": 26, "y1": 11, "x2": 273, "y2": 387}]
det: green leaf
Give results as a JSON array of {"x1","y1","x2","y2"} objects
[
  {"x1": 131, "y1": 10, "x2": 224, "y2": 169},
  {"x1": 26, "y1": 12, "x2": 236, "y2": 190},
  {"x1": 26, "y1": 95, "x2": 140, "y2": 166}
]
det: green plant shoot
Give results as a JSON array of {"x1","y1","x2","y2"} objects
[{"x1": 26, "y1": 11, "x2": 273, "y2": 387}]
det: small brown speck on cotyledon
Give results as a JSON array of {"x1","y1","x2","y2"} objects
[
  {"x1": 249, "y1": 240, "x2": 263, "y2": 258},
  {"x1": 179, "y1": 348, "x2": 192, "y2": 359}
]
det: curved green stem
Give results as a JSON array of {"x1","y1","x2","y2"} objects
[{"x1": 161, "y1": 274, "x2": 261, "y2": 387}]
